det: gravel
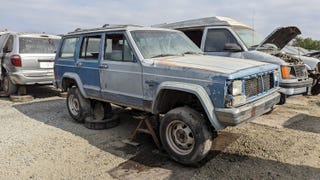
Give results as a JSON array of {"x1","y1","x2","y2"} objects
[{"x1": 0, "y1": 86, "x2": 319, "y2": 179}]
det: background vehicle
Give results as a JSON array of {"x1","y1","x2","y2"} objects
[
  {"x1": 54, "y1": 25, "x2": 280, "y2": 165},
  {"x1": 155, "y1": 16, "x2": 313, "y2": 104},
  {"x1": 0, "y1": 31, "x2": 60, "y2": 95}
]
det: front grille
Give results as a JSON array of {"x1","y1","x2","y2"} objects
[
  {"x1": 244, "y1": 73, "x2": 275, "y2": 98},
  {"x1": 293, "y1": 65, "x2": 307, "y2": 78}
]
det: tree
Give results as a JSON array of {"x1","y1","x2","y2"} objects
[{"x1": 295, "y1": 37, "x2": 320, "y2": 51}]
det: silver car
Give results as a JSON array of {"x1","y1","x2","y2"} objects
[{"x1": 0, "y1": 31, "x2": 60, "y2": 95}]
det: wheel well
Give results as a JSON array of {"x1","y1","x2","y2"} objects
[
  {"x1": 155, "y1": 89, "x2": 205, "y2": 115},
  {"x1": 62, "y1": 78, "x2": 77, "y2": 91}
]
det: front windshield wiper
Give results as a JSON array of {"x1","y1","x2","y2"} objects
[
  {"x1": 182, "y1": 51, "x2": 203, "y2": 55},
  {"x1": 150, "y1": 54, "x2": 177, "y2": 58}
]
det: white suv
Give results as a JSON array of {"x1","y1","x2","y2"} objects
[{"x1": 0, "y1": 31, "x2": 60, "y2": 95}]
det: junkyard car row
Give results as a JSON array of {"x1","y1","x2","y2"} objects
[{"x1": 0, "y1": 16, "x2": 319, "y2": 165}]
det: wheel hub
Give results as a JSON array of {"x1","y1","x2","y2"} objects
[{"x1": 166, "y1": 120, "x2": 195, "y2": 155}]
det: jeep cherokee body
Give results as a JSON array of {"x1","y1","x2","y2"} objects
[
  {"x1": 155, "y1": 16, "x2": 313, "y2": 103},
  {"x1": 54, "y1": 25, "x2": 280, "y2": 165},
  {"x1": 0, "y1": 31, "x2": 60, "y2": 95}
]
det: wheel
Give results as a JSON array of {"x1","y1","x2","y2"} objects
[
  {"x1": 92, "y1": 101, "x2": 112, "y2": 120},
  {"x1": 278, "y1": 93, "x2": 286, "y2": 105},
  {"x1": 2, "y1": 75, "x2": 17, "y2": 96},
  {"x1": 159, "y1": 107, "x2": 214, "y2": 165},
  {"x1": 84, "y1": 101, "x2": 119, "y2": 130},
  {"x1": 66, "y1": 87, "x2": 91, "y2": 123}
]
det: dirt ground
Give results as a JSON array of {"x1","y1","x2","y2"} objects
[{"x1": 0, "y1": 86, "x2": 319, "y2": 179}]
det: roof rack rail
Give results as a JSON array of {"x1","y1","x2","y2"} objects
[{"x1": 67, "y1": 24, "x2": 144, "y2": 34}]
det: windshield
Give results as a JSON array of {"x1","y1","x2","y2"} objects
[
  {"x1": 19, "y1": 37, "x2": 60, "y2": 54},
  {"x1": 232, "y1": 27, "x2": 263, "y2": 49},
  {"x1": 130, "y1": 30, "x2": 202, "y2": 59}
]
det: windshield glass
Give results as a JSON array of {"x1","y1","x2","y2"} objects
[
  {"x1": 232, "y1": 27, "x2": 263, "y2": 49},
  {"x1": 19, "y1": 37, "x2": 60, "y2": 54},
  {"x1": 130, "y1": 30, "x2": 202, "y2": 59}
]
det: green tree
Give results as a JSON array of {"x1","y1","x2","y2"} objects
[{"x1": 295, "y1": 36, "x2": 320, "y2": 51}]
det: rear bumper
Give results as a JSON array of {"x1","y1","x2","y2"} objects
[
  {"x1": 215, "y1": 92, "x2": 280, "y2": 126},
  {"x1": 9, "y1": 72, "x2": 54, "y2": 85}
]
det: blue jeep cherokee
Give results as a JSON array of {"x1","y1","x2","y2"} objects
[{"x1": 54, "y1": 25, "x2": 280, "y2": 165}]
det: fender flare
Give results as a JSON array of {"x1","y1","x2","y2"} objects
[
  {"x1": 152, "y1": 81, "x2": 224, "y2": 130},
  {"x1": 61, "y1": 72, "x2": 88, "y2": 98}
]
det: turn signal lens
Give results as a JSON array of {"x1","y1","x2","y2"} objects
[{"x1": 281, "y1": 66, "x2": 290, "y2": 79}]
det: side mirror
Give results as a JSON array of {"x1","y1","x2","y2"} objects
[
  {"x1": 3, "y1": 46, "x2": 12, "y2": 53},
  {"x1": 224, "y1": 43, "x2": 242, "y2": 52}
]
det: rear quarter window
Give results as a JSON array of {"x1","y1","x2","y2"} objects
[
  {"x1": 59, "y1": 37, "x2": 79, "y2": 59},
  {"x1": 19, "y1": 37, "x2": 60, "y2": 54}
]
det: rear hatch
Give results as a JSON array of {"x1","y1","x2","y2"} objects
[{"x1": 18, "y1": 35, "x2": 60, "y2": 77}]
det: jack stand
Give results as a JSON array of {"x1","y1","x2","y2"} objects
[{"x1": 129, "y1": 114, "x2": 161, "y2": 149}]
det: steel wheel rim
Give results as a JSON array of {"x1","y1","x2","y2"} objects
[
  {"x1": 68, "y1": 94, "x2": 80, "y2": 116},
  {"x1": 166, "y1": 120, "x2": 195, "y2": 155}
]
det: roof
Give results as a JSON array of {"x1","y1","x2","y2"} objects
[
  {"x1": 0, "y1": 30, "x2": 60, "y2": 38},
  {"x1": 153, "y1": 16, "x2": 251, "y2": 30},
  {"x1": 66, "y1": 24, "x2": 179, "y2": 36}
]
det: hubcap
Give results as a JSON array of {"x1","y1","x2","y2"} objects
[
  {"x1": 166, "y1": 120, "x2": 195, "y2": 155},
  {"x1": 68, "y1": 94, "x2": 80, "y2": 116}
]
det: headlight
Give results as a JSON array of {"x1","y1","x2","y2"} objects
[
  {"x1": 232, "y1": 80, "x2": 243, "y2": 95},
  {"x1": 226, "y1": 80, "x2": 245, "y2": 107}
]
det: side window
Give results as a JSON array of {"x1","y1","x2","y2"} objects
[
  {"x1": 59, "y1": 37, "x2": 78, "y2": 59},
  {"x1": 104, "y1": 34, "x2": 134, "y2": 62},
  {"x1": 80, "y1": 35, "x2": 101, "y2": 60},
  {"x1": 204, "y1": 29, "x2": 238, "y2": 52},
  {"x1": 3, "y1": 35, "x2": 14, "y2": 52}
]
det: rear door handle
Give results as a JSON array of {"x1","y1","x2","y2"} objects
[{"x1": 99, "y1": 64, "x2": 108, "y2": 69}]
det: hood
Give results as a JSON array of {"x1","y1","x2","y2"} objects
[
  {"x1": 151, "y1": 55, "x2": 273, "y2": 75},
  {"x1": 256, "y1": 26, "x2": 301, "y2": 50}
]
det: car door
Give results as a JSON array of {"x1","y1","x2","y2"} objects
[
  {"x1": 75, "y1": 34, "x2": 102, "y2": 98},
  {"x1": 202, "y1": 28, "x2": 243, "y2": 58},
  {"x1": 99, "y1": 32, "x2": 143, "y2": 108}
]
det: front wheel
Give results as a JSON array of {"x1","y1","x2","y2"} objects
[
  {"x1": 66, "y1": 87, "x2": 90, "y2": 123},
  {"x1": 160, "y1": 107, "x2": 214, "y2": 165}
]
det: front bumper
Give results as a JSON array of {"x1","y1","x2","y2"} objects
[
  {"x1": 215, "y1": 91, "x2": 280, "y2": 126},
  {"x1": 279, "y1": 78, "x2": 313, "y2": 95}
]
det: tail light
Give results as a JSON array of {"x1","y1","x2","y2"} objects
[{"x1": 10, "y1": 55, "x2": 22, "y2": 67}]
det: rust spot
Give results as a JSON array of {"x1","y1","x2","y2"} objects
[{"x1": 158, "y1": 61, "x2": 223, "y2": 73}]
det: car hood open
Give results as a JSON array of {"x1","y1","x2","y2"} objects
[{"x1": 256, "y1": 26, "x2": 301, "y2": 50}]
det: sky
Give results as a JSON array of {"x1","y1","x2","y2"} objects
[{"x1": 0, "y1": 0, "x2": 319, "y2": 39}]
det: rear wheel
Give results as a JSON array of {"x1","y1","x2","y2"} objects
[
  {"x1": 160, "y1": 107, "x2": 214, "y2": 165},
  {"x1": 2, "y1": 75, "x2": 17, "y2": 96},
  {"x1": 66, "y1": 87, "x2": 90, "y2": 123}
]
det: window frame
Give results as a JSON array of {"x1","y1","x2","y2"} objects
[
  {"x1": 79, "y1": 34, "x2": 102, "y2": 61},
  {"x1": 103, "y1": 31, "x2": 135, "y2": 62},
  {"x1": 58, "y1": 36, "x2": 79, "y2": 59},
  {"x1": 204, "y1": 28, "x2": 239, "y2": 52}
]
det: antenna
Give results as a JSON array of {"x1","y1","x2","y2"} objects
[{"x1": 252, "y1": 9, "x2": 255, "y2": 46}]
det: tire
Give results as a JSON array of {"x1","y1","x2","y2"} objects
[
  {"x1": 2, "y1": 75, "x2": 17, "y2": 96},
  {"x1": 278, "y1": 93, "x2": 286, "y2": 105},
  {"x1": 84, "y1": 101, "x2": 119, "y2": 130},
  {"x1": 92, "y1": 101, "x2": 112, "y2": 120},
  {"x1": 66, "y1": 87, "x2": 90, "y2": 123},
  {"x1": 159, "y1": 106, "x2": 214, "y2": 165}
]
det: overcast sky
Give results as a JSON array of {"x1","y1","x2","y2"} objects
[{"x1": 0, "y1": 0, "x2": 318, "y2": 39}]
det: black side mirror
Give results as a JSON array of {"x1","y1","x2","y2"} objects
[
  {"x1": 3, "y1": 46, "x2": 12, "y2": 53},
  {"x1": 224, "y1": 43, "x2": 242, "y2": 52}
]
